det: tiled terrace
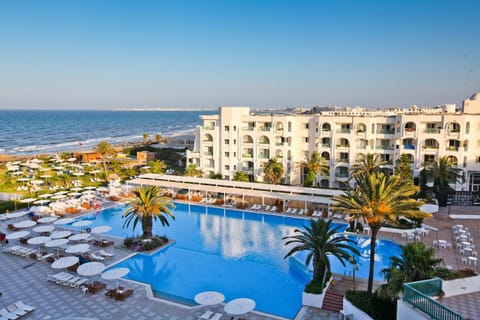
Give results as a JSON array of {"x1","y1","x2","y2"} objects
[{"x1": 1, "y1": 204, "x2": 479, "y2": 319}]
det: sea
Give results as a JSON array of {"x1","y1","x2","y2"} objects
[{"x1": 0, "y1": 109, "x2": 216, "y2": 155}]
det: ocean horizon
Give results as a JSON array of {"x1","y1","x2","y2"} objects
[{"x1": 0, "y1": 109, "x2": 215, "y2": 155}]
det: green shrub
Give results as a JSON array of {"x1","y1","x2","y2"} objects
[
  {"x1": 304, "y1": 272, "x2": 332, "y2": 294},
  {"x1": 123, "y1": 236, "x2": 169, "y2": 252},
  {"x1": 0, "y1": 201, "x2": 29, "y2": 214},
  {"x1": 346, "y1": 290, "x2": 397, "y2": 320}
]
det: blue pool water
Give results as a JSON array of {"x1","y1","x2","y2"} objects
[{"x1": 72, "y1": 203, "x2": 400, "y2": 319}]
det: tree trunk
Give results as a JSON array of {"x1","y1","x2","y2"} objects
[
  {"x1": 368, "y1": 228, "x2": 379, "y2": 294},
  {"x1": 142, "y1": 216, "x2": 153, "y2": 239},
  {"x1": 102, "y1": 159, "x2": 110, "y2": 182}
]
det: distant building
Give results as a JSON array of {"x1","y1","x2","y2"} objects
[
  {"x1": 137, "y1": 151, "x2": 157, "y2": 163},
  {"x1": 186, "y1": 93, "x2": 480, "y2": 191},
  {"x1": 72, "y1": 150, "x2": 101, "y2": 162}
]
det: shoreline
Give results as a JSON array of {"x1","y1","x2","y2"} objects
[{"x1": 0, "y1": 130, "x2": 195, "y2": 161}]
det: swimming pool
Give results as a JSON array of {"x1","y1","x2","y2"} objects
[{"x1": 73, "y1": 203, "x2": 400, "y2": 319}]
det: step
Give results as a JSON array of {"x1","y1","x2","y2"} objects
[{"x1": 322, "y1": 291, "x2": 344, "y2": 312}]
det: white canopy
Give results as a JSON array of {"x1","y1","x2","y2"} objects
[
  {"x1": 65, "y1": 243, "x2": 90, "y2": 254},
  {"x1": 68, "y1": 233, "x2": 91, "y2": 241},
  {"x1": 37, "y1": 216, "x2": 58, "y2": 224},
  {"x1": 45, "y1": 238, "x2": 69, "y2": 248},
  {"x1": 91, "y1": 226, "x2": 111, "y2": 234},
  {"x1": 224, "y1": 298, "x2": 256, "y2": 315},
  {"x1": 32, "y1": 225, "x2": 55, "y2": 233},
  {"x1": 13, "y1": 220, "x2": 37, "y2": 228},
  {"x1": 50, "y1": 230, "x2": 72, "y2": 239},
  {"x1": 194, "y1": 291, "x2": 225, "y2": 306},
  {"x1": 101, "y1": 268, "x2": 129, "y2": 280},
  {"x1": 54, "y1": 218, "x2": 75, "y2": 225},
  {"x1": 72, "y1": 220, "x2": 92, "y2": 227},
  {"x1": 27, "y1": 236, "x2": 51, "y2": 245}
]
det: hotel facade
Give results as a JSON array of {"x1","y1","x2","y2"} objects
[{"x1": 186, "y1": 93, "x2": 480, "y2": 192}]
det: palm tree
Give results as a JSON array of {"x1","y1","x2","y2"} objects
[
  {"x1": 142, "y1": 133, "x2": 150, "y2": 144},
  {"x1": 283, "y1": 219, "x2": 359, "y2": 292},
  {"x1": 123, "y1": 186, "x2": 175, "y2": 239},
  {"x1": 94, "y1": 141, "x2": 116, "y2": 182},
  {"x1": 233, "y1": 171, "x2": 249, "y2": 182},
  {"x1": 155, "y1": 133, "x2": 167, "y2": 144},
  {"x1": 351, "y1": 153, "x2": 388, "y2": 178},
  {"x1": 302, "y1": 151, "x2": 329, "y2": 187},
  {"x1": 148, "y1": 160, "x2": 167, "y2": 174},
  {"x1": 263, "y1": 158, "x2": 284, "y2": 184},
  {"x1": 185, "y1": 164, "x2": 203, "y2": 177},
  {"x1": 426, "y1": 156, "x2": 463, "y2": 206},
  {"x1": 379, "y1": 242, "x2": 444, "y2": 299},
  {"x1": 332, "y1": 171, "x2": 430, "y2": 294},
  {"x1": 395, "y1": 154, "x2": 413, "y2": 182}
]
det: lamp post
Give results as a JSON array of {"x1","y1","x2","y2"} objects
[{"x1": 349, "y1": 256, "x2": 359, "y2": 291}]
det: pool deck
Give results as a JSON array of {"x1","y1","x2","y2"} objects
[{"x1": 2, "y1": 203, "x2": 479, "y2": 319}]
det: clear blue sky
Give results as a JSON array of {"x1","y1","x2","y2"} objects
[{"x1": 1, "y1": 0, "x2": 479, "y2": 109}]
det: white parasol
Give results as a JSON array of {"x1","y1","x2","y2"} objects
[
  {"x1": 54, "y1": 217, "x2": 75, "y2": 225},
  {"x1": 6, "y1": 230, "x2": 30, "y2": 240},
  {"x1": 45, "y1": 238, "x2": 69, "y2": 248},
  {"x1": 51, "y1": 256, "x2": 79, "y2": 269},
  {"x1": 77, "y1": 262, "x2": 105, "y2": 277},
  {"x1": 70, "y1": 187, "x2": 84, "y2": 191},
  {"x1": 84, "y1": 186, "x2": 97, "y2": 190},
  {"x1": 37, "y1": 216, "x2": 58, "y2": 224},
  {"x1": 224, "y1": 298, "x2": 256, "y2": 315},
  {"x1": 38, "y1": 194, "x2": 52, "y2": 199},
  {"x1": 51, "y1": 194, "x2": 67, "y2": 200},
  {"x1": 194, "y1": 291, "x2": 225, "y2": 306},
  {"x1": 32, "y1": 225, "x2": 55, "y2": 233},
  {"x1": 68, "y1": 233, "x2": 91, "y2": 242},
  {"x1": 65, "y1": 243, "x2": 90, "y2": 254},
  {"x1": 72, "y1": 220, "x2": 92, "y2": 227},
  {"x1": 14, "y1": 220, "x2": 37, "y2": 229},
  {"x1": 33, "y1": 199, "x2": 50, "y2": 205},
  {"x1": 101, "y1": 267, "x2": 129, "y2": 289},
  {"x1": 53, "y1": 191, "x2": 68, "y2": 195},
  {"x1": 50, "y1": 230, "x2": 72, "y2": 239},
  {"x1": 91, "y1": 226, "x2": 112, "y2": 234},
  {"x1": 27, "y1": 236, "x2": 51, "y2": 245},
  {"x1": 5, "y1": 211, "x2": 29, "y2": 219}
]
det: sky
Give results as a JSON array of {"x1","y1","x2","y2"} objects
[{"x1": 0, "y1": 0, "x2": 479, "y2": 110}]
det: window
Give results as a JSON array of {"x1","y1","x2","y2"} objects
[
  {"x1": 233, "y1": 165, "x2": 237, "y2": 170},
  {"x1": 233, "y1": 139, "x2": 237, "y2": 144},
  {"x1": 224, "y1": 152, "x2": 230, "y2": 157},
  {"x1": 233, "y1": 125, "x2": 237, "y2": 131},
  {"x1": 302, "y1": 123, "x2": 309, "y2": 129},
  {"x1": 303, "y1": 137, "x2": 309, "y2": 143},
  {"x1": 224, "y1": 165, "x2": 230, "y2": 170},
  {"x1": 233, "y1": 152, "x2": 236, "y2": 157},
  {"x1": 224, "y1": 125, "x2": 230, "y2": 132},
  {"x1": 224, "y1": 139, "x2": 229, "y2": 145},
  {"x1": 288, "y1": 121, "x2": 292, "y2": 132}
]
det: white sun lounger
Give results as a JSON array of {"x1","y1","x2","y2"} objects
[
  {"x1": 199, "y1": 310, "x2": 213, "y2": 319},
  {"x1": 0, "y1": 309, "x2": 18, "y2": 320},
  {"x1": 5, "y1": 305, "x2": 27, "y2": 317},
  {"x1": 14, "y1": 301, "x2": 34, "y2": 313},
  {"x1": 211, "y1": 313, "x2": 223, "y2": 320},
  {"x1": 98, "y1": 249, "x2": 114, "y2": 258},
  {"x1": 91, "y1": 253, "x2": 105, "y2": 261}
]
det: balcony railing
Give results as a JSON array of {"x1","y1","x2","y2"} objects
[
  {"x1": 202, "y1": 126, "x2": 215, "y2": 130},
  {"x1": 376, "y1": 145, "x2": 394, "y2": 150},
  {"x1": 376, "y1": 129, "x2": 395, "y2": 134},
  {"x1": 203, "y1": 152, "x2": 213, "y2": 156},
  {"x1": 258, "y1": 127, "x2": 271, "y2": 132},
  {"x1": 336, "y1": 144, "x2": 350, "y2": 148},
  {"x1": 424, "y1": 128, "x2": 442, "y2": 134},
  {"x1": 449, "y1": 128, "x2": 460, "y2": 133},
  {"x1": 336, "y1": 129, "x2": 351, "y2": 134},
  {"x1": 403, "y1": 145, "x2": 415, "y2": 150},
  {"x1": 241, "y1": 127, "x2": 254, "y2": 131},
  {"x1": 335, "y1": 172, "x2": 349, "y2": 178},
  {"x1": 242, "y1": 154, "x2": 253, "y2": 158},
  {"x1": 275, "y1": 142, "x2": 284, "y2": 146},
  {"x1": 335, "y1": 158, "x2": 349, "y2": 163},
  {"x1": 203, "y1": 140, "x2": 213, "y2": 144},
  {"x1": 259, "y1": 154, "x2": 270, "y2": 159},
  {"x1": 403, "y1": 279, "x2": 463, "y2": 320},
  {"x1": 321, "y1": 143, "x2": 331, "y2": 148},
  {"x1": 404, "y1": 127, "x2": 416, "y2": 132},
  {"x1": 423, "y1": 145, "x2": 439, "y2": 150},
  {"x1": 446, "y1": 146, "x2": 459, "y2": 151}
]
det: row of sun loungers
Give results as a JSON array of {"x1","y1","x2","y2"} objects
[
  {"x1": 0, "y1": 301, "x2": 35, "y2": 320},
  {"x1": 199, "y1": 310, "x2": 223, "y2": 320},
  {"x1": 47, "y1": 272, "x2": 88, "y2": 288},
  {"x1": 2, "y1": 245, "x2": 37, "y2": 257}
]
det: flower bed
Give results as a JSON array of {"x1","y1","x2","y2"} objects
[{"x1": 123, "y1": 236, "x2": 169, "y2": 252}]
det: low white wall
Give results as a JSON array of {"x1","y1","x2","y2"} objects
[
  {"x1": 397, "y1": 300, "x2": 429, "y2": 320},
  {"x1": 341, "y1": 298, "x2": 373, "y2": 320},
  {"x1": 443, "y1": 275, "x2": 480, "y2": 297}
]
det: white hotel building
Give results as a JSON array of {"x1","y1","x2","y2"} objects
[{"x1": 186, "y1": 93, "x2": 480, "y2": 192}]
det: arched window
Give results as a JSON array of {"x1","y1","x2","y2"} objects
[
  {"x1": 204, "y1": 134, "x2": 213, "y2": 142},
  {"x1": 242, "y1": 135, "x2": 253, "y2": 144},
  {"x1": 258, "y1": 136, "x2": 270, "y2": 144}
]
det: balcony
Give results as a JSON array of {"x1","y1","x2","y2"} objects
[
  {"x1": 241, "y1": 127, "x2": 254, "y2": 131},
  {"x1": 424, "y1": 128, "x2": 441, "y2": 134},
  {"x1": 275, "y1": 142, "x2": 284, "y2": 146},
  {"x1": 423, "y1": 146, "x2": 439, "y2": 150},
  {"x1": 376, "y1": 145, "x2": 394, "y2": 150},
  {"x1": 259, "y1": 153, "x2": 270, "y2": 159},
  {"x1": 202, "y1": 140, "x2": 213, "y2": 144},
  {"x1": 242, "y1": 153, "x2": 253, "y2": 158},
  {"x1": 376, "y1": 129, "x2": 395, "y2": 134},
  {"x1": 336, "y1": 128, "x2": 351, "y2": 134},
  {"x1": 335, "y1": 172, "x2": 349, "y2": 178},
  {"x1": 203, "y1": 152, "x2": 213, "y2": 156},
  {"x1": 356, "y1": 145, "x2": 367, "y2": 150},
  {"x1": 335, "y1": 158, "x2": 350, "y2": 163},
  {"x1": 202, "y1": 126, "x2": 215, "y2": 130},
  {"x1": 321, "y1": 143, "x2": 331, "y2": 148},
  {"x1": 403, "y1": 145, "x2": 415, "y2": 150},
  {"x1": 446, "y1": 146, "x2": 459, "y2": 151},
  {"x1": 258, "y1": 127, "x2": 271, "y2": 132},
  {"x1": 336, "y1": 144, "x2": 350, "y2": 149}
]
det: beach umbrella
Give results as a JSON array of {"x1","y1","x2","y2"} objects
[
  {"x1": 31, "y1": 179, "x2": 43, "y2": 185},
  {"x1": 45, "y1": 238, "x2": 69, "y2": 247},
  {"x1": 8, "y1": 166, "x2": 20, "y2": 171},
  {"x1": 65, "y1": 243, "x2": 90, "y2": 254},
  {"x1": 38, "y1": 194, "x2": 52, "y2": 199},
  {"x1": 20, "y1": 198, "x2": 37, "y2": 208},
  {"x1": 224, "y1": 298, "x2": 256, "y2": 316},
  {"x1": 53, "y1": 166, "x2": 65, "y2": 171},
  {"x1": 72, "y1": 220, "x2": 92, "y2": 228},
  {"x1": 11, "y1": 171, "x2": 23, "y2": 176},
  {"x1": 68, "y1": 233, "x2": 91, "y2": 242},
  {"x1": 5, "y1": 211, "x2": 29, "y2": 219},
  {"x1": 27, "y1": 236, "x2": 52, "y2": 250},
  {"x1": 13, "y1": 220, "x2": 37, "y2": 229},
  {"x1": 51, "y1": 256, "x2": 79, "y2": 270},
  {"x1": 53, "y1": 191, "x2": 68, "y2": 195},
  {"x1": 54, "y1": 217, "x2": 75, "y2": 225},
  {"x1": 33, "y1": 199, "x2": 50, "y2": 205},
  {"x1": 37, "y1": 216, "x2": 58, "y2": 224},
  {"x1": 17, "y1": 178, "x2": 30, "y2": 183},
  {"x1": 33, "y1": 225, "x2": 55, "y2": 233},
  {"x1": 67, "y1": 192, "x2": 82, "y2": 197},
  {"x1": 67, "y1": 158, "x2": 77, "y2": 162},
  {"x1": 50, "y1": 230, "x2": 72, "y2": 239},
  {"x1": 194, "y1": 291, "x2": 225, "y2": 306},
  {"x1": 51, "y1": 194, "x2": 67, "y2": 200},
  {"x1": 70, "y1": 187, "x2": 83, "y2": 191},
  {"x1": 72, "y1": 172, "x2": 84, "y2": 176},
  {"x1": 6, "y1": 230, "x2": 30, "y2": 240},
  {"x1": 91, "y1": 226, "x2": 111, "y2": 234},
  {"x1": 39, "y1": 168, "x2": 50, "y2": 172},
  {"x1": 101, "y1": 268, "x2": 129, "y2": 289},
  {"x1": 77, "y1": 262, "x2": 106, "y2": 285}
]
